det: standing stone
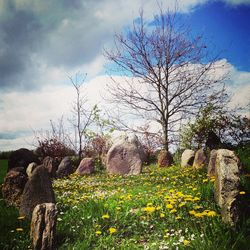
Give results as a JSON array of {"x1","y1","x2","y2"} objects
[
  {"x1": 75, "y1": 158, "x2": 95, "y2": 175},
  {"x1": 31, "y1": 203, "x2": 57, "y2": 250},
  {"x1": 214, "y1": 149, "x2": 240, "y2": 225},
  {"x1": 20, "y1": 166, "x2": 55, "y2": 219},
  {"x1": 106, "y1": 134, "x2": 143, "y2": 175},
  {"x1": 26, "y1": 162, "x2": 38, "y2": 178},
  {"x1": 8, "y1": 148, "x2": 39, "y2": 172},
  {"x1": 207, "y1": 150, "x2": 217, "y2": 176},
  {"x1": 56, "y1": 157, "x2": 74, "y2": 178},
  {"x1": 2, "y1": 170, "x2": 28, "y2": 207},
  {"x1": 193, "y1": 149, "x2": 207, "y2": 169},
  {"x1": 157, "y1": 150, "x2": 173, "y2": 167},
  {"x1": 181, "y1": 149, "x2": 195, "y2": 167},
  {"x1": 43, "y1": 156, "x2": 59, "y2": 178}
]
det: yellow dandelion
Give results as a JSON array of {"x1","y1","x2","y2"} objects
[
  {"x1": 160, "y1": 213, "x2": 165, "y2": 218},
  {"x1": 239, "y1": 191, "x2": 246, "y2": 195},
  {"x1": 194, "y1": 212, "x2": 204, "y2": 218},
  {"x1": 143, "y1": 206, "x2": 156, "y2": 213},
  {"x1": 16, "y1": 228, "x2": 23, "y2": 232},
  {"x1": 175, "y1": 216, "x2": 181, "y2": 220},
  {"x1": 178, "y1": 202, "x2": 185, "y2": 208},
  {"x1": 189, "y1": 210, "x2": 196, "y2": 215},
  {"x1": 184, "y1": 239, "x2": 190, "y2": 245},
  {"x1": 109, "y1": 227, "x2": 117, "y2": 234},
  {"x1": 206, "y1": 211, "x2": 217, "y2": 217},
  {"x1": 102, "y1": 214, "x2": 110, "y2": 219},
  {"x1": 95, "y1": 230, "x2": 102, "y2": 236},
  {"x1": 166, "y1": 204, "x2": 173, "y2": 209},
  {"x1": 170, "y1": 209, "x2": 177, "y2": 214}
]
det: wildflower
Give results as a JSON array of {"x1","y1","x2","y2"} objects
[
  {"x1": 109, "y1": 227, "x2": 117, "y2": 234},
  {"x1": 170, "y1": 209, "x2": 177, "y2": 214},
  {"x1": 178, "y1": 202, "x2": 185, "y2": 207},
  {"x1": 95, "y1": 230, "x2": 102, "y2": 236},
  {"x1": 193, "y1": 197, "x2": 200, "y2": 201},
  {"x1": 16, "y1": 228, "x2": 23, "y2": 232},
  {"x1": 17, "y1": 216, "x2": 25, "y2": 220},
  {"x1": 175, "y1": 216, "x2": 181, "y2": 220},
  {"x1": 143, "y1": 206, "x2": 156, "y2": 213},
  {"x1": 166, "y1": 204, "x2": 173, "y2": 209},
  {"x1": 189, "y1": 210, "x2": 196, "y2": 215},
  {"x1": 102, "y1": 214, "x2": 110, "y2": 219},
  {"x1": 160, "y1": 213, "x2": 165, "y2": 218},
  {"x1": 239, "y1": 191, "x2": 246, "y2": 195},
  {"x1": 202, "y1": 179, "x2": 208, "y2": 183},
  {"x1": 183, "y1": 240, "x2": 190, "y2": 246},
  {"x1": 206, "y1": 211, "x2": 217, "y2": 217},
  {"x1": 194, "y1": 212, "x2": 204, "y2": 218}
]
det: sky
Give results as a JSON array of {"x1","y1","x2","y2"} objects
[{"x1": 0, "y1": 0, "x2": 250, "y2": 151}]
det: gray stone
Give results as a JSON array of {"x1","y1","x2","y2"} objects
[
  {"x1": 56, "y1": 157, "x2": 74, "y2": 178},
  {"x1": 208, "y1": 150, "x2": 217, "y2": 176},
  {"x1": 43, "y1": 156, "x2": 59, "y2": 178},
  {"x1": 181, "y1": 149, "x2": 195, "y2": 167},
  {"x1": 26, "y1": 162, "x2": 38, "y2": 178},
  {"x1": 31, "y1": 203, "x2": 57, "y2": 250},
  {"x1": 106, "y1": 134, "x2": 143, "y2": 175},
  {"x1": 75, "y1": 158, "x2": 95, "y2": 175},
  {"x1": 214, "y1": 149, "x2": 240, "y2": 225},
  {"x1": 20, "y1": 166, "x2": 55, "y2": 219},
  {"x1": 193, "y1": 149, "x2": 206, "y2": 169},
  {"x1": 2, "y1": 169, "x2": 28, "y2": 207}
]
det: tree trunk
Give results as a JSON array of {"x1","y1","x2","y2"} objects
[{"x1": 162, "y1": 122, "x2": 169, "y2": 151}]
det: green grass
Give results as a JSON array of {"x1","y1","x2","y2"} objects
[
  {"x1": 0, "y1": 162, "x2": 249, "y2": 249},
  {"x1": 0, "y1": 160, "x2": 30, "y2": 250},
  {"x1": 53, "y1": 165, "x2": 249, "y2": 250}
]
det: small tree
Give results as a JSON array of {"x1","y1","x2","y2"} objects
[
  {"x1": 68, "y1": 73, "x2": 96, "y2": 158},
  {"x1": 105, "y1": 7, "x2": 227, "y2": 151}
]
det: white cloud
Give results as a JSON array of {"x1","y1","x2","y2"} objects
[
  {"x1": 223, "y1": 0, "x2": 250, "y2": 5},
  {"x1": 1, "y1": 60, "x2": 249, "y2": 151}
]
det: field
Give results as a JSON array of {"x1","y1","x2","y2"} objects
[{"x1": 0, "y1": 161, "x2": 249, "y2": 249}]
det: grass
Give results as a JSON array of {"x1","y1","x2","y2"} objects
[
  {"x1": 0, "y1": 161, "x2": 249, "y2": 249},
  {"x1": 0, "y1": 160, "x2": 30, "y2": 250},
  {"x1": 53, "y1": 165, "x2": 249, "y2": 250}
]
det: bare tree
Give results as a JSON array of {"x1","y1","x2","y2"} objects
[
  {"x1": 69, "y1": 73, "x2": 96, "y2": 158},
  {"x1": 105, "y1": 7, "x2": 228, "y2": 151}
]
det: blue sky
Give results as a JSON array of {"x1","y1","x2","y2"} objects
[
  {"x1": 0, "y1": 0, "x2": 249, "y2": 151},
  {"x1": 187, "y1": 1, "x2": 250, "y2": 71}
]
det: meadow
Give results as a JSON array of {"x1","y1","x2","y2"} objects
[{"x1": 0, "y1": 159, "x2": 249, "y2": 249}]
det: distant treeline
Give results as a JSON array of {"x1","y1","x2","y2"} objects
[{"x1": 0, "y1": 151, "x2": 13, "y2": 159}]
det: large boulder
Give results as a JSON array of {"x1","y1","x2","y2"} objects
[
  {"x1": 106, "y1": 134, "x2": 143, "y2": 175},
  {"x1": 31, "y1": 203, "x2": 57, "y2": 250},
  {"x1": 20, "y1": 165, "x2": 55, "y2": 219},
  {"x1": 26, "y1": 162, "x2": 38, "y2": 178},
  {"x1": 207, "y1": 150, "x2": 217, "y2": 176},
  {"x1": 75, "y1": 158, "x2": 95, "y2": 175},
  {"x1": 214, "y1": 149, "x2": 240, "y2": 225},
  {"x1": 181, "y1": 149, "x2": 195, "y2": 167},
  {"x1": 157, "y1": 150, "x2": 173, "y2": 167},
  {"x1": 56, "y1": 157, "x2": 74, "y2": 178},
  {"x1": 193, "y1": 149, "x2": 207, "y2": 169},
  {"x1": 8, "y1": 148, "x2": 39, "y2": 172},
  {"x1": 2, "y1": 169, "x2": 28, "y2": 207},
  {"x1": 43, "y1": 156, "x2": 60, "y2": 178}
]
